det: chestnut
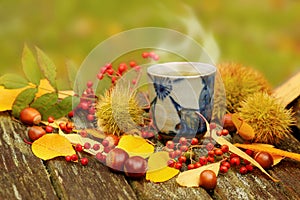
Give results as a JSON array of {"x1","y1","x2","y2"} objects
[
  {"x1": 20, "y1": 107, "x2": 41, "y2": 125},
  {"x1": 124, "y1": 156, "x2": 147, "y2": 179},
  {"x1": 28, "y1": 126, "x2": 46, "y2": 141},
  {"x1": 106, "y1": 148, "x2": 129, "y2": 172},
  {"x1": 254, "y1": 151, "x2": 273, "y2": 169},
  {"x1": 199, "y1": 170, "x2": 217, "y2": 190}
]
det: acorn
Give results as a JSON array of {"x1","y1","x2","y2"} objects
[
  {"x1": 96, "y1": 82, "x2": 144, "y2": 136},
  {"x1": 218, "y1": 62, "x2": 271, "y2": 113},
  {"x1": 20, "y1": 107, "x2": 41, "y2": 125},
  {"x1": 238, "y1": 92, "x2": 295, "y2": 144}
]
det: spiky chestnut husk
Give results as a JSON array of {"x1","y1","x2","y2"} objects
[
  {"x1": 96, "y1": 83, "x2": 144, "y2": 136},
  {"x1": 238, "y1": 92, "x2": 295, "y2": 144},
  {"x1": 218, "y1": 62, "x2": 272, "y2": 113}
]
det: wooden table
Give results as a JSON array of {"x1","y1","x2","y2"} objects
[{"x1": 1, "y1": 110, "x2": 300, "y2": 200}]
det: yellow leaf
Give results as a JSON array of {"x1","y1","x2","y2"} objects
[
  {"x1": 231, "y1": 113, "x2": 255, "y2": 140},
  {"x1": 146, "y1": 167, "x2": 179, "y2": 183},
  {"x1": 146, "y1": 151, "x2": 179, "y2": 183},
  {"x1": 272, "y1": 154, "x2": 284, "y2": 166},
  {"x1": 37, "y1": 79, "x2": 74, "y2": 99},
  {"x1": 32, "y1": 134, "x2": 75, "y2": 160},
  {"x1": 234, "y1": 143, "x2": 300, "y2": 162},
  {"x1": 117, "y1": 135, "x2": 154, "y2": 158},
  {"x1": 216, "y1": 137, "x2": 279, "y2": 182},
  {"x1": 0, "y1": 86, "x2": 28, "y2": 111},
  {"x1": 176, "y1": 162, "x2": 221, "y2": 187}
]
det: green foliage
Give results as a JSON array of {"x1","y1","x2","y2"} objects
[
  {"x1": 12, "y1": 88, "x2": 38, "y2": 118},
  {"x1": 36, "y1": 46, "x2": 57, "y2": 90},
  {"x1": 31, "y1": 93, "x2": 59, "y2": 119},
  {"x1": 22, "y1": 44, "x2": 41, "y2": 85},
  {"x1": 46, "y1": 96, "x2": 78, "y2": 120},
  {"x1": 0, "y1": 73, "x2": 29, "y2": 89}
]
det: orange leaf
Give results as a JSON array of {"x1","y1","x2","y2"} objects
[
  {"x1": 32, "y1": 134, "x2": 75, "y2": 160},
  {"x1": 231, "y1": 113, "x2": 255, "y2": 140},
  {"x1": 176, "y1": 162, "x2": 221, "y2": 187},
  {"x1": 234, "y1": 143, "x2": 300, "y2": 162},
  {"x1": 117, "y1": 135, "x2": 154, "y2": 158},
  {"x1": 146, "y1": 151, "x2": 179, "y2": 182}
]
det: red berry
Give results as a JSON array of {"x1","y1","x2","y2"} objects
[
  {"x1": 142, "y1": 52, "x2": 149, "y2": 58},
  {"x1": 65, "y1": 155, "x2": 72, "y2": 162},
  {"x1": 207, "y1": 156, "x2": 215, "y2": 163},
  {"x1": 111, "y1": 76, "x2": 117, "y2": 84},
  {"x1": 221, "y1": 129, "x2": 229, "y2": 136},
  {"x1": 93, "y1": 144, "x2": 100, "y2": 151},
  {"x1": 166, "y1": 140, "x2": 175, "y2": 149},
  {"x1": 230, "y1": 157, "x2": 241, "y2": 166},
  {"x1": 179, "y1": 137, "x2": 187, "y2": 145},
  {"x1": 118, "y1": 63, "x2": 127, "y2": 74},
  {"x1": 149, "y1": 52, "x2": 156, "y2": 58},
  {"x1": 243, "y1": 159, "x2": 251, "y2": 165},
  {"x1": 220, "y1": 165, "x2": 229, "y2": 173},
  {"x1": 178, "y1": 156, "x2": 187, "y2": 163},
  {"x1": 199, "y1": 156, "x2": 208, "y2": 165},
  {"x1": 194, "y1": 162, "x2": 202, "y2": 168},
  {"x1": 97, "y1": 73, "x2": 104, "y2": 80},
  {"x1": 47, "y1": 116, "x2": 55, "y2": 123},
  {"x1": 206, "y1": 142, "x2": 215, "y2": 151},
  {"x1": 179, "y1": 145, "x2": 188, "y2": 152},
  {"x1": 152, "y1": 54, "x2": 160, "y2": 61},
  {"x1": 102, "y1": 139, "x2": 110, "y2": 147},
  {"x1": 216, "y1": 130, "x2": 222, "y2": 136},
  {"x1": 134, "y1": 65, "x2": 141, "y2": 71},
  {"x1": 75, "y1": 144, "x2": 83, "y2": 152},
  {"x1": 105, "y1": 63, "x2": 112, "y2": 69},
  {"x1": 80, "y1": 130, "x2": 88, "y2": 137},
  {"x1": 191, "y1": 138, "x2": 199, "y2": 145},
  {"x1": 88, "y1": 107, "x2": 96, "y2": 115},
  {"x1": 129, "y1": 61, "x2": 137, "y2": 67},
  {"x1": 169, "y1": 151, "x2": 176, "y2": 159},
  {"x1": 174, "y1": 150, "x2": 182, "y2": 158},
  {"x1": 208, "y1": 150, "x2": 215, "y2": 157},
  {"x1": 221, "y1": 161, "x2": 231, "y2": 169},
  {"x1": 167, "y1": 159, "x2": 175, "y2": 167},
  {"x1": 80, "y1": 102, "x2": 89, "y2": 110},
  {"x1": 71, "y1": 154, "x2": 78, "y2": 161},
  {"x1": 87, "y1": 114, "x2": 95, "y2": 121},
  {"x1": 86, "y1": 81, "x2": 93, "y2": 88},
  {"x1": 96, "y1": 152, "x2": 106, "y2": 163},
  {"x1": 45, "y1": 125, "x2": 54, "y2": 133},
  {"x1": 230, "y1": 153, "x2": 239, "y2": 159},
  {"x1": 209, "y1": 123, "x2": 217, "y2": 130},
  {"x1": 245, "y1": 149, "x2": 254, "y2": 157},
  {"x1": 239, "y1": 166, "x2": 248, "y2": 174},
  {"x1": 174, "y1": 162, "x2": 182, "y2": 170},
  {"x1": 59, "y1": 122, "x2": 66, "y2": 131},
  {"x1": 68, "y1": 110, "x2": 74, "y2": 118},
  {"x1": 245, "y1": 164, "x2": 253, "y2": 172},
  {"x1": 221, "y1": 144, "x2": 229, "y2": 153},
  {"x1": 81, "y1": 157, "x2": 89, "y2": 166},
  {"x1": 187, "y1": 164, "x2": 195, "y2": 170},
  {"x1": 214, "y1": 148, "x2": 223, "y2": 156},
  {"x1": 104, "y1": 146, "x2": 113, "y2": 153},
  {"x1": 84, "y1": 142, "x2": 91, "y2": 149}
]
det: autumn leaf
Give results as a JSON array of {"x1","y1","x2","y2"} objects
[
  {"x1": 32, "y1": 134, "x2": 75, "y2": 160},
  {"x1": 12, "y1": 87, "x2": 38, "y2": 118},
  {"x1": 22, "y1": 44, "x2": 41, "y2": 85},
  {"x1": 146, "y1": 151, "x2": 179, "y2": 183},
  {"x1": 66, "y1": 59, "x2": 78, "y2": 89},
  {"x1": 176, "y1": 162, "x2": 221, "y2": 187},
  {"x1": 0, "y1": 86, "x2": 29, "y2": 111},
  {"x1": 31, "y1": 92, "x2": 58, "y2": 118},
  {"x1": 234, "y1": 143, "x2": 300, "y2": 162},
  {"x1": 117, "y1": 135, "x2": 154, "y2": 158},
  {"x1": 36, "y1": 46, "x2": 57, "y2": 90},
  {"x1": 37, "y1": 79, "x2": 74, "y2": 99},
  {"x1": 231, "y1": 113, "x2": 255, "y2": 140},
  {"x1": 0, "y1": 73, "x2": 29, "y2": 89}
]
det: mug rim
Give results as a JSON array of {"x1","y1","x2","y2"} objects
[{"x1": 147, "y1": 62, "x2": 216, "y2": 78}]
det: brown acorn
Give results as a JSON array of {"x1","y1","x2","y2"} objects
[{"x1": 20, "y1": 107, "x2": 41, "y2": 125}]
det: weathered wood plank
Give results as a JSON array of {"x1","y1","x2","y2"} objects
[{"x1": 0, "y1": 112, "x2": 58, "y2": 200}]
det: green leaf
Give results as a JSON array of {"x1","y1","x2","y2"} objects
[
  {"x1": 31, "y1": 92, "x2": 58, "y2": 120},
  {"x1": 22, "y1": 44, "x2": 41, "y2": 85},
  {"x1": 0, "y1": 73, "x2": 29, "y2": 89},
  {"x1": 12, "y1": 88, "x2": 38, "y2": 118},
  {"x1": 66, "y1": 59, "x2": 78, "y2": 89},
  {"x1": 45, "y1": 96, "x2": 79, "y2": 119},
  {"x1": 36, "y1": 46, "x2": 57, "y2": 90}
]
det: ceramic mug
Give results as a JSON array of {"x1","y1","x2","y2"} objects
[{"x1": 147, "y1": 62, "x2": 216, "y2": 139}]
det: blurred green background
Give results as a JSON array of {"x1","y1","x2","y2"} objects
[{"x1": 1, "y1": 0, "x2": 299, "y2": 89}]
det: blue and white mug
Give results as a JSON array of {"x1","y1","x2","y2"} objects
[{"x1": 147, "y1": 62, "x2": 216, "y2": 139}]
